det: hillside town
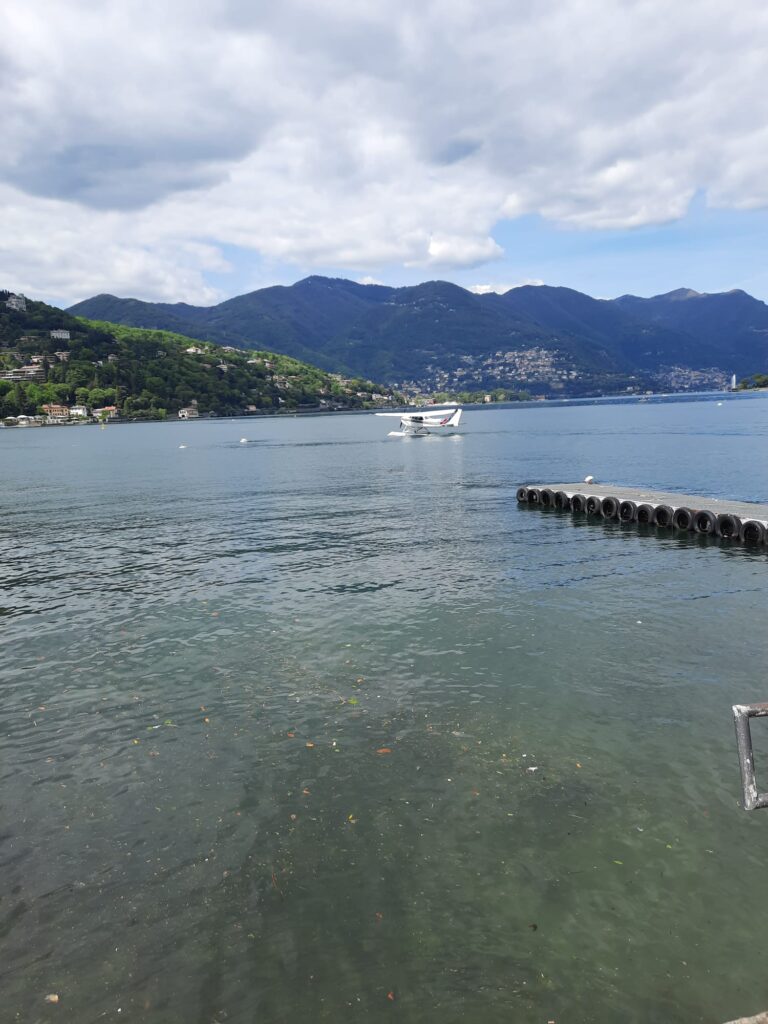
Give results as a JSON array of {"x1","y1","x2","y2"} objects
[
  {"x1": 393, "y1": 345, "x2": 730, "y2": 397},
  {"x1": 1, "y1": 292, "x2": 399, "y2": 423}
]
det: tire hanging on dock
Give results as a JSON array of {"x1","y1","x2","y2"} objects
[
  {"x1": 570, "y1": 493, "x2": 587, "y2": 513},
  {"x1": 554, "y1": 491, "x2": 570, "y2": 510},
  {"x1": 636, "y1": 503, "x2": 654, "y2": 524},
  {"x1": 516, "y1": 486, "x2": 529, "y2": 503},
  {"x1": 586, "y1": 495, "x2": 602, "y2": 515},
  {"x1": 653, "y1": 504, "x2": 674, "y2": 527},
  {"x1": 740, "y1": 520, "x2": 766, "y2": 545},
  {"x1": 716, "y1": 513, "x2": 741, "y2": 538},
  {"x1": 693, "y1": 510, "x2": 717, "y2": 534},
  {"x1": 540, "y1": 488, "x2": 556, "y2": 508},
  {"x1": 672, "y1": 507, "x2": 694, "y2": 531},
  {"x1": 619, "y1": 500, "x2": 638, "y2": 522},
  {"x1": 527, "y1": 488, "x2": 541, "y2": 504},
  {"x1": 601, "y1": 496, "x2": 620, "y2": 519}
]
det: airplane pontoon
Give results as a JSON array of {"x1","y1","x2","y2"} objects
[{"x1": 375, "y1": 404, "x2": 463, "y2": 436}]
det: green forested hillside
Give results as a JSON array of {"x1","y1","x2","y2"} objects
[
  {"x1": 69, "y1": 274, "x2": 765, "y2": 389},
  {"x1": 0, "y1": 292, "x2": 396, "y2": 419}
]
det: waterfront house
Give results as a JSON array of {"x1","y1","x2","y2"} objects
[
  {"x1": 69, "y1": 405, "x2": 90, "y2": 419},
  {"x1": 42, "y1": 403, "x2": 70, "y2": 422},
  {"x1": 178, "y1": 406, "x2": 200, "y2": 419},
  {"x1": 93, "y1": 405, "x2": 118, "y2": 421}
]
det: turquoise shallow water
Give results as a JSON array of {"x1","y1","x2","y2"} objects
[{"x1": 2, "y1": 394, "x2": 768, "y2": 1024}]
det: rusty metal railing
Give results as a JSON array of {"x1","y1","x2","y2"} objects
[{"x1": 733, "y1": 703, "x2": 768, "y2": 810}]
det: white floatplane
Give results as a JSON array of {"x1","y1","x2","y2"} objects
[{"x1": 375, "y1": 403, "x2": 463, "y2": 436}]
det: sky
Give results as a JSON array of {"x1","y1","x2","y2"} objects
[{"x1": 3, "y1": 0, "x2": 768, "y2": 308}]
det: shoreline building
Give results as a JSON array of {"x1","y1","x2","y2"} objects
[
  {"x1": 93, "y1": 405, "x2": 119, "y2": 421},
  {"x1": 42, "y1": 404, "x2": 70, "y2": 422},
  {"x1": 5, "y1": 294, "x2": 27, "y2": 312}
]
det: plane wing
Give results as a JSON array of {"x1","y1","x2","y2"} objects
[
  {"x1": 403, "y1": 410, "x2": 459, "y2": 422},
  {"x1": 375, "y1": 403, "x2": 459, "y2": 419}
]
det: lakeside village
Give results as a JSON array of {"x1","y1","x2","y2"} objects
[
  {"x1": 1, "y1": 293, "x2": 751, "y2": 427},
  {"x1": 395, "y1": 347, "x2": 732, "y2": 396},
  {"x1": 1, "y1": 292, "x2": 402, "y2": 426}
]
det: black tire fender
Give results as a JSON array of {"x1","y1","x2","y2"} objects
[
  {"x1": 540, "y1": 488, "x2": 556, "y2": 508},
  {"x1": 619, "y1": 500, "x2": 637, "y2": 522},
  {"x1": 693, "y1": 510, "x2": 717, "y2": 534},
  {"x1": 740, "y1": 520, "x2": 766, "y2": 545},
  {"x1": 527, "y1": 488, "x2": 541, "y2": 504},
  {"x1": 716, "y1": 513, "x2": 742, "y2": 539},
  {"x1": 571, "y1": 493, "x2": 587, "y2": 513},
  {"x1": 516, "y1": 486, "x2": 529, "y2": 503},
  {"x1": 672, "y1": 507, "x2": 694, "y2": 531},
  {"x1": 586, "y1": 495, "x2": 603, "y2": 515},
  {"x1": 653, "y1": 504, "x2": 674, "y2": 527},
  {"x1": 636, "y1": 503, "x2": 654, "y2": 524},
  {"x1": 601, "y1": 496, "x2": 620, "y2": 519},
  {"x1": 554, "y1": 490, "x2": 571, "y2": 510}
]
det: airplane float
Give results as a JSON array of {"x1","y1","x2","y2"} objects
[{"x1": 375, "y1": 403, "x2": 463, "y2": 437}]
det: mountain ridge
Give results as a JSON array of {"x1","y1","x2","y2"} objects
[{"x1": 67, "y1": 277, "x2": 768, "y2": 395}]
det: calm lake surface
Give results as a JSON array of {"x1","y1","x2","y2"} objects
[{"x1": 3, "y1": 395, "x2": 768, "y2": 1024}]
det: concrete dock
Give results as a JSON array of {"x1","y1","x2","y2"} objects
[{"x1": 517, "y1": 483, "x2": 768, "y2": 545}]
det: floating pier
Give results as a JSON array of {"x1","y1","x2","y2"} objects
[{"x1": 516, "y1": 483, "x2": 768, "y2": 546}]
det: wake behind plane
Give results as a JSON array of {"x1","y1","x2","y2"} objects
[{"x1": 375, "y1": 403, "x2": 463, "y2": 437}]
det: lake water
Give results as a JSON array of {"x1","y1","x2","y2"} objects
[{"x1": 3, "y1": 394, "x2": 768, "y2": 1024}]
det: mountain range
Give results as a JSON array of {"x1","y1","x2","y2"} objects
[{"x1": 68, "y1": 278, "x2": 768, "y2": 395}]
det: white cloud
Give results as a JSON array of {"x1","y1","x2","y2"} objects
[
  {"x1": 469, "y1": 280, "x2": 544, "y2": 295},
  {"x1": 1, "y1": 0, "x2": 768, "y2": 302},
  {"x1": 418, "y1": 233, "x2": 503, "y2": 268}
]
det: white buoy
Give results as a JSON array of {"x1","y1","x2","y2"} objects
[
  {"x1": 240, "y1": 438, "x2": 248, "y2": 443},
  {"x1": 584, "y1": 475, "x2": 594, "y2": 484},
  {"x1": 178, "y1": 444, "x2": 187, "y2": 449},
  {"x1": 717, "y1": 402, "x2": 723, "y2": 406}
]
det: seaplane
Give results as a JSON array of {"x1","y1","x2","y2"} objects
[{"x1": 375, "y1": 403, "x2": 463, "y2": 437}]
